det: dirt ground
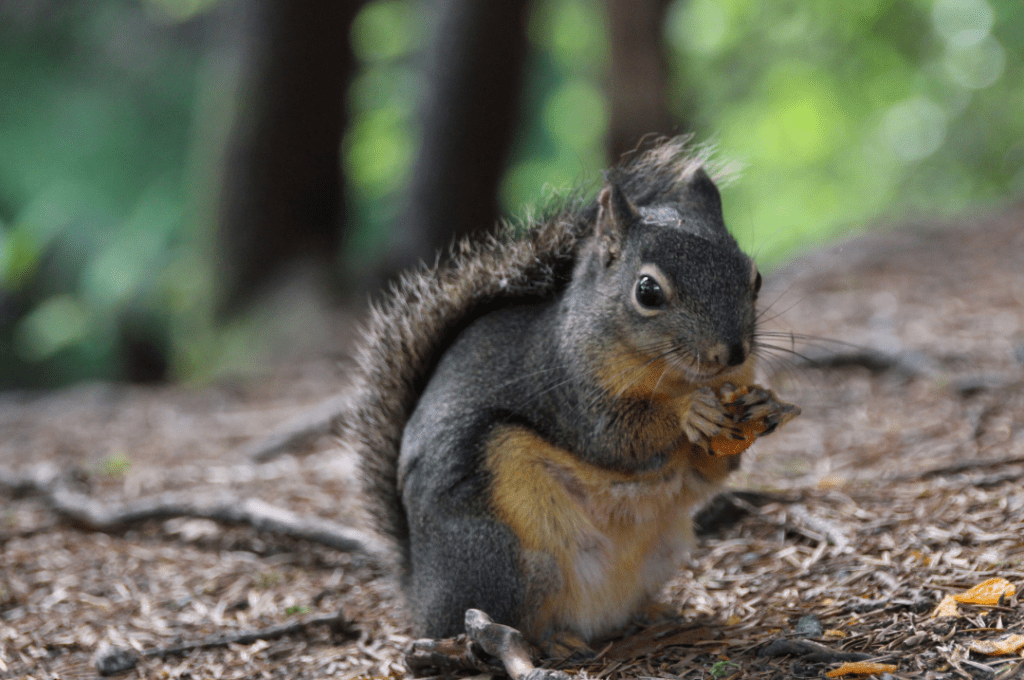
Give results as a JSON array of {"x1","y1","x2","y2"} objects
[{"x1": 2, "y1": 201, "x2": 1024, "y2": 679}]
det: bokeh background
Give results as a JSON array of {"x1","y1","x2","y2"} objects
[{"x1": 1, "y1": 0, "x2": 1022, "y2": 388}]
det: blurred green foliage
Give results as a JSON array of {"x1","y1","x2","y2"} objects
[
  {"x1": 97, "y1": 450, "x2": 132, "y2": 480},
  {"x1": 1, "y1": 0, "x2": 1022, "y2": 387},
  {"x1": 0, "y1": 0, "x2": 201, "y2": 386},
  {"x1": 670, "y1": 0, "x2": 1024, "y2": 262},
  {"x1": 343, "y1": 0, "x2": 420, "y2": 259}
]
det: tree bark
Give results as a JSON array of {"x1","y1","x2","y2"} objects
[
  {"x1": 214, "y1": 0, "x2": 363, "y2": 316},
  {"x1": 605, "y1": 0, "x2": 677, "y2": 161},
  {"x1": 374, "y1": 0, "x2": 531, "y2": 285}
]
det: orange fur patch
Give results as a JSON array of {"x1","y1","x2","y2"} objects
[{"x1": 485, "y1": 424, "x2": 723, "y2": 642}]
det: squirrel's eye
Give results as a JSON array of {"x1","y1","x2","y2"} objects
[
  {"x1": 753, "y1": 271, "x2": 762, "y2": 295},
  {"x1": 635, "y1": 275, "x2": 667, "y2": 309}
]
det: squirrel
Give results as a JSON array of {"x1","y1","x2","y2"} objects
[{"x1": 332, "y1": 137, "x2": 799, "y2": 674}]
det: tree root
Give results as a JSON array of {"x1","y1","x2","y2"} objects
[
  {"x1": 0, "y1": 463, "x2": 387, "y2": 557},
  {"x1": 236, "y1": 394, "x2": 351, "y2": 463}
]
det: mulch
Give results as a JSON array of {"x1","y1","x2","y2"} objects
[{"x1": 2, "y1": 201, "x2": 1023, "y2": 679}]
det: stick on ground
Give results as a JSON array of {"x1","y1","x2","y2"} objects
[
  {"x1": 0, "y1": 464, "x2": 387, "y2": 557},
  {"x1": 93, "y1": 610, "x2": 354, "y2": 676}
]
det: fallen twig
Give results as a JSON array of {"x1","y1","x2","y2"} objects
[
  {"x1": 889, "y1": 454, "x2": 1024, "y2": 483},
  {"x1": 405, "y1": 635, "x2": 504, "y2": 677},
  {"x1": 93, "y1": 610, "x2": 354, "y2": 676},
  {"x1": 847, "y1": 594, "x2": 934, "y2": 614},
  {"x1": 799, "y1": 347, "x2": 933, "y2": 378},
  {"x1": 0, "y1": 461, "x2": 64, "y2": 495},
  {"x1": 692, "y1": 490, "x2": 801, "y2": 535},
  {"x1": 236, "y1": 394, "x2": 351, "y2": 463},
  {"x1": 757, "y1": 638, "x2": 871, "y2": 664},
  {"x1": 0, "y1": 464, "x2": 388, "y2": 557}
]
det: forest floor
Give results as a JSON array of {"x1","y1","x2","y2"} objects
[{"x1": 2, "y1": 201, "x2": 1024, "y2": 680}]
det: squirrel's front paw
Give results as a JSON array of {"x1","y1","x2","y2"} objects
[
  {"x1": 681, "y1": 387, "x2": 734, "y2": 445},
  {"x1": 708, "y1": 384, "x2": 801, "y2": 457},
  {"x1": 721, "y1": 384, "x2": 801, "y2": 434}
]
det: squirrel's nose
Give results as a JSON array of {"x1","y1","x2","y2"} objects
[
  {"x1": 707, "y1": 341, "x2": 747, "y2": 368},
  {"x1": 716, "y1": 342, "x2": 746, "y2": 368}
]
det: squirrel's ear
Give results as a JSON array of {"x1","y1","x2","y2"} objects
[
  {"x1": 682, "y1": 168, "x2": 727, "y2": 234},
  {"x1": 596, "y1": 182, "x2": 640, "y2": 265}
]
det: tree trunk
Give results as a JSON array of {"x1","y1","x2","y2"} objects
[
  {"x1": 214, "y1": 0, "x2": 363, "y2": 316},
  {"x1": 374, "y1": 0, "x2": 531, "y2": 285},
  {"x1": 605, "y1": 0, "x2": 676, "y2": 161}
]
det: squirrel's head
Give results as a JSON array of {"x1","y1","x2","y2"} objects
[{"x1": 570, "y1": 168, "x2": 760, "y2": 389}]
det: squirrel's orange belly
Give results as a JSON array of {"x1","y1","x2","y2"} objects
[
  {"x1": 546, "y1": 496, "x2": 693, "y2": 640},
  {"x1": 485, "y1": 425, "x2": 718, "y2": 642}
]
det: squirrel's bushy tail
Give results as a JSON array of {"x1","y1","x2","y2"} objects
[{"x1": 345, "y1": 213, "x2": 591, "y2": 572}]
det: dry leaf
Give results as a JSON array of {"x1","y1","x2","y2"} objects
[
  {"x1": 934, "y1": 578, "x2": 1016, "y2": 617},
  {"x1": 825, "y1": 661, "x2": 899, "y2": 677},
  {"x1": 968, "y1": 633, "x2": 1024, "y2": 656},
  {"x1": 934, "y1": 594, "x2": 960, "y2": 618},
  {"x1": 952, "y1": 578, "x2": 1015, "y2": 605}
]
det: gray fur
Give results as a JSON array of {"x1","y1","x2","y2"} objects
[
  {"x1": 346, "y1": 137, "x2": 731, "y2": 563},
  {"x1": 343, "y1": 137, "x2": 751, "y2": 637}
]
